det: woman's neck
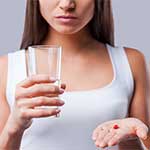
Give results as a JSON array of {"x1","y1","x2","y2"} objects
[{"x1": 42, "y1": 27, "x2": 96, "y2": 57}]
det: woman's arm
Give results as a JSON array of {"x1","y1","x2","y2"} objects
[
  {"x1": 0, "y1": 56, "x2": 9, "y2": 134},
  {"x1": 0, "y1": 55, "x2": 24, "y2": 150},
  {"x1": 0, "y1": 122, "x2": 24, "y2": 150},
  {"x1": 125, "y1": 47, "x2": 150, "y2": 148},
  {"x1": 92, "y1": 47, "x2": 150, "y2": 149},
  {"x1": 0, "y1": 54, "x2": 65, "y2": 150}
]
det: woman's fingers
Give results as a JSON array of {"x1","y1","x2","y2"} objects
[
  {"x1": 101, "y1": 130, "x2": 116, "y2": 147},
  {"x1": 12, "y1": 74, "x2": 67, "y2": 131},
  {"x1": 108, "y1": 127, "x2": 134, "y2": 146},
  {"x1": 93, "y1": 124, "x2": 132, "y2": 148},
  {"x1": 17, "y1": 96, "x2": 65, "y2": 108},
  {"x1": 18, "y1": 74, "x2": 56, "y2": 88},
  {"x1": 27, "y1": 83, "x2": 64, "y2": 96},
  {"x1": 95, "y1": 129, "x2": 108, "y2": 147},
  {"x1": 125, "y1": 118, "x2": 148, "y2": 140},
  {"x1": 45, "y1": 83, "x2": 66, "y2": 97},
  {"x1": 92, "y1": 128, "x2": 100, "y2": 140},
  {"x1": 19, "y1": 107, "x2": 61, "y2": 119},
  {"x1": 92, "y1": 118, "x2": 149, "y2": 148},
  {"x1": 92, "y1": 123, "x2": 110, "y2": 140},
  {"x1": 16, "y1": 83, "x2": 64, "y2": 99},
  {"x1": 95, "y1": 128, "x2": 118, "y2": 148},
  {"x1": 95, "y1": 128, "x2": 110, "y2": 148},
  {"x1": 136, "y1": 126, "x2": 148, "y2": 140},
  {"x1": 108, "y1": 131, "x2": 127, "y2": 146}
]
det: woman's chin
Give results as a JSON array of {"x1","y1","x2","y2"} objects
[{"x1": 53, "y1": 27, "x2": 81, "y2": 35}]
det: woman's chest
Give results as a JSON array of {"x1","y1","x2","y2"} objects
[
  {"x1": 59, "y1": 82, "x2": 130, "y2": 120},
  {"x1": 60, "y1": 58, "x2": 113, "y2": 92}
]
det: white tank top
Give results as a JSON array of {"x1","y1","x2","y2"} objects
[{"x1": 6, "y1": 44, "x2": 134, "y2": 150}]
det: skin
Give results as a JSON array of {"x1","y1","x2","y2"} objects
[{"x1": 0, "y1": 0, "x2": 149, "y2": 149}]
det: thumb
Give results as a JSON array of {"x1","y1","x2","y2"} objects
[{"x1": 136, "y1": 126, "x2": 148, "y2": 140}]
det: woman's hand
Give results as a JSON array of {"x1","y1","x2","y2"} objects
[
  {"x1": 92, "y1": 118, "x2": 149, "y2": 148},
  {"x1": 7, "y1": 74, "x2": 66, "y2": 133}
]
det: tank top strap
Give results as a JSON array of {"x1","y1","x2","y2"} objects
[
  {"x1": 106, "y1": 44, "x2": 134, "y2": 100},
  {"x1": 6, "y1": 50, "x2": 27, "y2": 110}
]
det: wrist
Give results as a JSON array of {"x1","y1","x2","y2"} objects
[
  {"x1": 6, "y1": 116, "x2": 26, "y2": 135},
  {"x1": 0, "y1": 125, "x2": 24, "y2": 150},
  {"x1": 6, "y1": 124, "x2": 24, "y2": 138}
]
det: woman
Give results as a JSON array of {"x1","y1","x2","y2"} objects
[{"x1": 0, "y1": 0, "x2": 149, "y2": 149}]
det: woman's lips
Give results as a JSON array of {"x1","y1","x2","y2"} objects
[{"x1": 55, "y1": 15, "x2": 77, "y2": 24}]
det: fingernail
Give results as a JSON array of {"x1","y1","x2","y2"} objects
[
  {"x1": 59, "y1": 88, "x2": 65, "y2": 93},
  {"x1": 99, "y1": 143, "x2": 105, "y2": 147},
  {"x1": 108, "y1": 143, "x2": 113, "y2": 146},
  {"x1": 56, "y1": 109, "x2": 61, "y2": 112},
  {"x1": 108, "y1": 142, "x2": 113, "y2": 146},
  {"x1": 59, "y1": 100, "x2": 65, "y2": 104}
]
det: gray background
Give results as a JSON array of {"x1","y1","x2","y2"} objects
[
  {"x1": 0, "y1": 0, "x2": 150, "y2": 63},
  {"x1": 0, "y1": 1, "x2": 149, "y2": 121}
]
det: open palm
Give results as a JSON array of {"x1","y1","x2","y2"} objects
[{"x1": 92, "y1": 118, "x2": 149, "y2": 148}]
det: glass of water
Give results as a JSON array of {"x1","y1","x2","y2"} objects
[{"x1": 26, "y1": 45, "x2": 62, "y2": 117}]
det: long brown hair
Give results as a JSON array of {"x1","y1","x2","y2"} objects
[{"x1": 20, "y1": 0, "x2": 115, "y2": 50}]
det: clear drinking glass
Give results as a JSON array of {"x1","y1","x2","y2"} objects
[{"x1": 26, "y1": 45, "x2": 62, "y2": 117}]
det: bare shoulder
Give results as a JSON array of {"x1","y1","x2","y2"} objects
[
  {"x1": 0, "y1": 54, "x2": 8, "y2": 78},
  {"x1": 0, "y1": 54, "x2": 10, "y2": 134},
  {"x1": 124, "y1": 47, "x2": 145, "y2": 63},
  {"x1": 0, "y1": 54, "x2": 8, "y2": 63},
  {"x1": 0, "y1": 54, "x2": 8, "y2": 69},
  {"x1": 124, "y1": 47, "x2": 146, "y2": 79},
  {"x1": 0, "y1": 54, "x2": 8, "y2": 97}
]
